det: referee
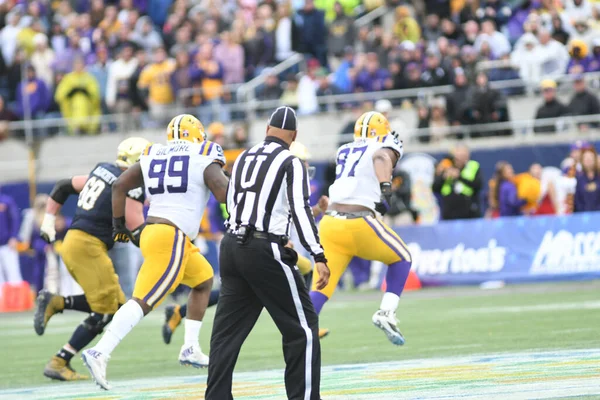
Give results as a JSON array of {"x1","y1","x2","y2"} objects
[{"x1": 205, "y1": 106, "x2": 330, "y2": 400}]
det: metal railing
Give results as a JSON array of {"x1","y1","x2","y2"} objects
[
  {"x1": 8, "y1": 71, "x2": 600, "y2": 138},
  {"x1": 236, "y1": 53, "x2": 305, "y2": 104},
  {"x1": 354, "y1": 5, "x2": 388, "y2": 27}
]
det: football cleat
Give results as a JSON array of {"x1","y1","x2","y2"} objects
[
  {"x1": 372, "y1": 310, "x2": 405, "y2": 346},
  {"x1": 318, "y1": 328, "x2": 330, "y2": 339},
  {"x1": 162, "y1": 305, "x2": 182, "y2": 345},
  {"x1": 179, "y1": 344, "x2": 209, "y2": 368},
  {"x1": 43, "y1": 356, "x2": 89, "y2": 381},
  {"x1": 34, "y1": 290, "x2": 64, "y2": 336},
  {"x1": 81, "y1": 349, "x2": 111, "y2": 390}
]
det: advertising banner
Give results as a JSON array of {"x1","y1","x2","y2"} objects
[{"x1": 398, "y1": 212, "x2": 600, "y2": 285}]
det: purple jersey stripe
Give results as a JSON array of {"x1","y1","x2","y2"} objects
[
  {"x1": 143, "y1": 229, "x2": 180, "y2": 304},
  {"x1": 363, "y1": 217, "x2": 405, "y2": 261}
]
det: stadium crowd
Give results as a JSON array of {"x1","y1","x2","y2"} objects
[{"x1": 1, "y1": 0, "x2": 600, "y2": 137}]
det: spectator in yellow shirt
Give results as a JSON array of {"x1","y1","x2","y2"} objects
[
  {"x1": 137, "y1": 47, "x2": 175, "y2": 123},
  {"x1": 191, "y1": 43, "x2": 229, "y2": 124},
  {"x1": 394, "y1": 6, "x2": 421, "y2": 44}
]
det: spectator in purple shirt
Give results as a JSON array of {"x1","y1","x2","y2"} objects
[
  {"x1": 0, "y1": 191, "x2": 22, "y2": 284},
  {"x1": 567, "y1": 40, "x2": 594, "y2": 74},
  {"x1": 574, "y1": 148, "x2": 600, "y2": 212},
  {"x1": 354, "y1": 53, "x2": 390, "y2": 92},
  {"x1": 15, "y1": 65, "x2": 50, "y2": 119},
  {"x1": 494, "y1": 161, "x2": 527, "y2": 216}
]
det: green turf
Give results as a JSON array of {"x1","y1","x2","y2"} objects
[{"x1": 1, "y1": 281, "x2": 599, "y2": 389}]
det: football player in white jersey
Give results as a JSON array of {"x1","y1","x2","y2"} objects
[
  {"x1": 309, "y1": 111, "x2": 413, "y2": 345},
  {"x1": 82, "y1": 114, "x2": 229, "y2": 390}
]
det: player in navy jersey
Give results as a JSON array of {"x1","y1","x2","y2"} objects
[{"x1": 34, "y1": 137, "x2": 149, "y2": 381}]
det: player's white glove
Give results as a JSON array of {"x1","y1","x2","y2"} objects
[{"x1": 40, "y1": 213, "x2": 57, "y2": 243}]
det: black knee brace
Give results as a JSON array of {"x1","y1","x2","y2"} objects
[{"x1": 83, "y1": 313, "x2": 113, "y2": 335}]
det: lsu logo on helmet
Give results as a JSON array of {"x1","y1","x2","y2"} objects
[
  {"x1": 354, "y1": 111, "x2": 392, "y2": 141},
  {"x1": 167, "y1": 114, "x2": 206, "y2": 143},
  {"x1": 116, "y1": 137, "x2": 151, "y2": 168}
]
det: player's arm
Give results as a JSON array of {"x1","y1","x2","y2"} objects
[
  {"x1": 204, "y1": 162, "x2": 229, "y2": 203},
  {"x1": 112, "y1": 163, "x2": 144, "y2": 244},
  {"x1": 286, "y1": 158, "x2": 329, "y2": 289},
  {"x1": 40, "y1": 175, "x2": 87, "y2": 243},
  {"x1": 373, "y1": 148, "x2": 399, "y2": 215}
]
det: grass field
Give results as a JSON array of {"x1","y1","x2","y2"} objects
[{"x1": 1, "y1": 281, "x2": 600, "y2": 399}]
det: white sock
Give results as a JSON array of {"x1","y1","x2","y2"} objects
[
  {"x1": 380, "y1": 292, "x2": 400, "y2": 312},
  {"x1": 95, "y1": 300, "x2": 144, "y2": 355},
  {"x1": 184, "y1": 319, "x2": 202, "y2": 347}
]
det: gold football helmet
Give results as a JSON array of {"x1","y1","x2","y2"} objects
[
  {"x1": 167, "y1": 114, "x2": 206, "y2": 143},
  {"x1": 116, "y1": 137, "x2": 151, "y2": 168},
  {"x1": 354, "y1": 111, "x2": 392, "y2": 141}
]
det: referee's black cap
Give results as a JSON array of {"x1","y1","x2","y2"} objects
[{"x1": 268, "y1": 106, "x2": 297, "y2": 131}]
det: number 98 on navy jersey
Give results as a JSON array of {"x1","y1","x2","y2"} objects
[{"x1": 71, "y1": 162, "x2": 145, "y2": 249}]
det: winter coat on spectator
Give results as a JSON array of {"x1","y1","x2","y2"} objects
[
  {"x1": 538, "y1": 38, "x2": 570, "y2": 79},
  {"x1": 393, "y1": 8, "x2": 421, "y2": 44},
  {"x1": 297, "y1": 74, "x2": 319, "y2": 115},
  {"x1": 564, "y1": 0, "x2": 593, "y2": 24},
  {"x1": 498, "y1": 180, "x2": 527, "y2": 216},
  {"x1": 131, "y1": 17, "x2": 163, "y2": 52},
  {"x1": 475, "y1": 31, "x2": 511, "y2": 58},
  {"x1": 31, "y1": 47, "x2": 55, "y2": 88},
  {"x1": 54, "y1": 70, "x2": 101, "y2": 133},
  {"x1": 511, "y1": 34, "x2": 543, "y2": 86},
  {"x1": 446, "y1": 83, "x2": 471, "y2": 124},
  {"x1": 421, "y1": 66, "x2": 450, "y2": 87},
  {"x1": 328, "y1": 14, "x2": 356, "y2": 57},
  {"x1": 106, "y1": 58, "x2": 138, "y2": 109},
  {"x1": 534, "y1": 99, "x2": 569, "y2": 133},
  {"x1": 567, "y1": 56, "x2": 594, "y2": 73},
  {"x1": 0, "y1": 16, "x2": 21, "y2": 67},
  {"x1": 568, "y1": 89, "x2": 600, "y2": 117},
  {"x1": 506, "y1": 1, "x2": 540, "y2": 42},
  {"x1": 148, "y1": 0, "x2": 173, "y2": 27},
  {"x1": 15, "y1": 78, "x2": 50, "y2": 118},
  {"x1": 574, "y1": 171, "x2": 600, "y2": 212},
  {"x1": 332, "y1": 60, "x2": 353, "y2": 93},
  {"x1": 355, "y1": 68, "x2": 390, "y2": 92},
  {"x1": 275, "y1": 16, "x2": 295, "y2": 62},
  {"x1": 294, "y1": 8, "x2": 326, "y2": 51},
  {"x1": 214, "y1": 41, "x2": 245, "y2": 84},
  {"x1": 476, "y1": 0, "x2": 512, "y2": 28},
  {"x1": 88, "y1": 61, "x2": 111, "y2": 101}
]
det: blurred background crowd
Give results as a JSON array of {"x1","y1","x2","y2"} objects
[{"x1": 1, "y1": 0, "x2": 600, "y2": 139}]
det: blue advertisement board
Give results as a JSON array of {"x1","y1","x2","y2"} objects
[{"x1": 396, "y1": 212, "x2": 600, "y2": 286}]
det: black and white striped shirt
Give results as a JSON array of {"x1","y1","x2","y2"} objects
[{"x1": 226, "y1": 136, "x2": 324, "y2": 258}]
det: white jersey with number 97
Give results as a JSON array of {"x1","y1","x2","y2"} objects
[
  {"x1": 328, "y1": 134, "x2": 403, "y2": 212},
  {"x1": 140, "y1": 140, "x2": 225, "y2": 239}
]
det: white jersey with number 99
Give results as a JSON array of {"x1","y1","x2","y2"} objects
[
  {"x1": 328, "y1": 134, "x2": 403, "y2": 212},
  {"x1": 140, "y1": 140, "x2": 225, "y2": 239}
]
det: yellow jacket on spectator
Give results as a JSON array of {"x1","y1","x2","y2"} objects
[
  {"x1": 138, "y1": 60, "x2": 176, "y2": 105},
  {"x1": 315, "y1": 0, "x2": 360, "y2": 22},
  {"x1": 394, "y1": 7, "x2": 421, "y2": 43},
  {"x1": 514, "y1": 172, "x2": 541, "y2": 213},
  {"x1": 55, "y1": 70, "x2": 101, "y2": 134}
]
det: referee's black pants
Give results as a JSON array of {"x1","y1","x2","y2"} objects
[{"x1": 205, "y1": 234, "x2": 321, "y2": 400}]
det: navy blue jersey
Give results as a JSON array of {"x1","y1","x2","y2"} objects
[{"x1": 71, "y1": 163, "x2": 145, "y2": 249}]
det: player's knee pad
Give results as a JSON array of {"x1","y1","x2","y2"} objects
[{"x1": 83, "y1": 313, "x2": 113, "y2": 335}]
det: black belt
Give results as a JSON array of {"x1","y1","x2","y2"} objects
[
  {"x1": 227, "y1": 227, "x2": 288, "y2": 246},
  {"x1": 326, "y1": 210, "x2": 374, "y2": 219}
]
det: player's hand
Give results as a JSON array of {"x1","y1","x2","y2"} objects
[
  {"x1": 40, "y1": 213, "x2": 57, "y2": 243},
  {"x1": 314, "y1": 262, "x2": 330, "y2": 290},
  {"x1": 130, "y1": 224, "x2": 145, "y2": 247},
  {"x1": 112, "y1": 217, "x2": 132, "y2": 244},
  {"x1": 376, "y1": 182, "x2": 392, "y2": 215},
  {"x1": 317, "y1": 196, "x2": 329, "y2": 214},
  {"x1": 8, "y1": 238, "x2": 18, "y2": 250}
]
